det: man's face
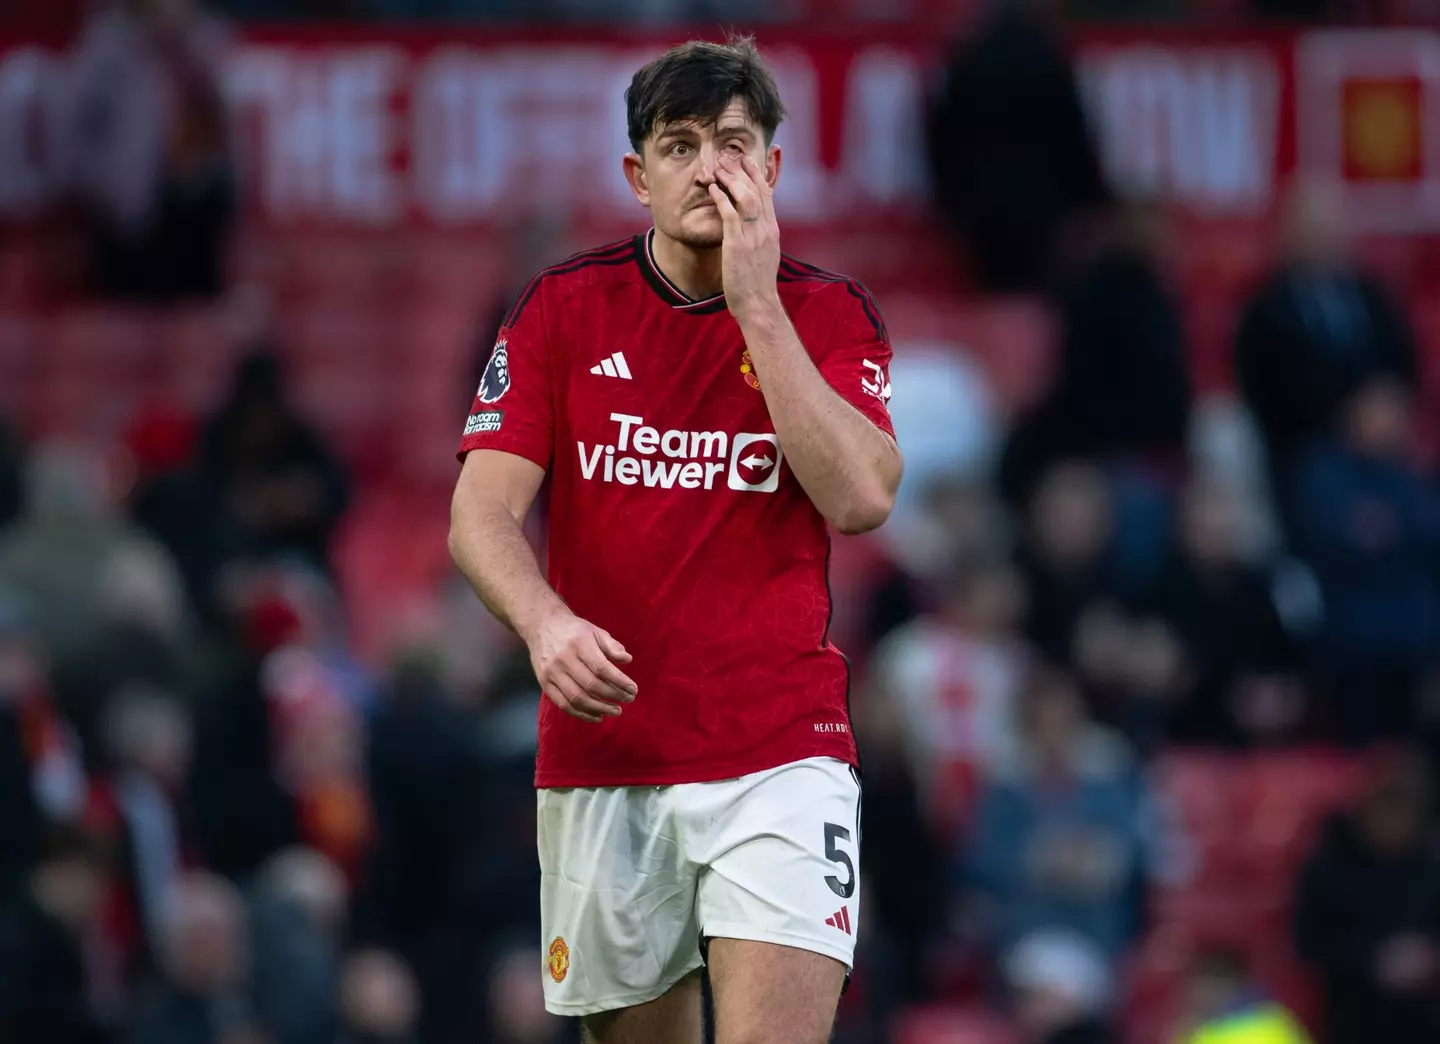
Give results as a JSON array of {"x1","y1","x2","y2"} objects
[{"x1": 624, "y1": 100, "x2": 779, "y2": 249}]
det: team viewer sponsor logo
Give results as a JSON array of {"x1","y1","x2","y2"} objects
[
  {"x1": 577, "y1": 413, "x2": 783, "y2": 493},
  {"x1": 463, "y1": 409, "x2": 503, "y2": 435}
]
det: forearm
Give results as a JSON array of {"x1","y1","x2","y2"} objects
[
  {"x1": 448, "y1": 499, "x2": 565, "y2": 641},
  {"x1": 739, "y1": 302, "x2": 900, "y2": 533}
]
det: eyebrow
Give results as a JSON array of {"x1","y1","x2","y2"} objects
[{"x1": 714, "y1": 125, "x2": 757, "y2": 141}]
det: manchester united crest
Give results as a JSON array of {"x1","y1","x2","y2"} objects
[
  {"x1": 547, "y1": 937, "x2": 570, "y2": 983},
  {"x1": 740, "y1": 349, "x2": 760, "y2": 390}
]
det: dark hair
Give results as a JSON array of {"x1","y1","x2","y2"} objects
[{"x1": 625, "y1": 37, "x2": 786, "y2": 153}]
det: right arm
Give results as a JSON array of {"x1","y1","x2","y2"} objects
[{"x1": 449, "y1": 452, "x2": 637, "y2": 723}]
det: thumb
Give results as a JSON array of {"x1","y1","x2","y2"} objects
[{"x1": 595, "y1": 628, "x2": 631, "y2": 663}]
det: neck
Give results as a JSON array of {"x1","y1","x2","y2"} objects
[{"x1": 650, "y1": 227, "x2": 724, "y2": 301}]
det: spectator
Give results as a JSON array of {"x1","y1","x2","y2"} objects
[
  {"x1": 1001, "y1": 201, "x2": 1192, "y2": 515},
  {"x1": 249, "y1": 848, "x2": 347, "y2": 1044},
  {"x1": 869, "y1": 555, "x2": 1030, "y2": 838},
  {"x1": 484, "y1": 942, "x2": 569, "y2": 1044},
  {"x1": 926, "y1": 0, "x2": 1110, "y2": 293},
  {"x1": 0, "y1": 594, "x2": 45, "y2": 900},
  {"x1": 198, "y1": 353, "x2": 350, "y2": 572},
  {"x1": 1003, "y1": 929, "x2": 1117, "y2": 1044},
  {"x1": 965, "y1": 669, "x2": 1153, "y2": 961},
  {"x1": 87, "y1": 685, "x2": 194, "y2": 986},
  {"x1": 1134, "y1": 478, "x2": 1303, "y2": 746},
  {"x1": 127, "y1": 872, "x2": 267, "y2": 1044},
  {"x1": 0, "y1": 827, "x2": 110, "y2": 1044},
  {"x1": 336, "y1": 949, "x2": 421, "y2": 1044},
  {"x1": 1287, "y1": 379, "x2": 1440, "y2": 743},
  {"x1": 1293, "y1": 751, "x2": 1440, "y2": 1044},
  {"x1": 1235, "y1": 180, "x2": 1419, "y2": 484},
  {"x1": 1012, "y1": 461, "x2": 1127, "y2": 679},
  {"x1": 1174, "y1": 949, "x2": 1311, "y2": 1044},
  {"x1": 63, "y1": 0, "x2": 237, "y2": 302}
]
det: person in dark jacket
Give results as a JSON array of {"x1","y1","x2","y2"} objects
[
  {"x1": 1287, "y1": 379, "x2": 1440, "y2": 744},
  {"x1": 0, "y1": 827, "x2": 110, "y2": 1044},
  {"x1": 1292, "y1": 751, "x2": 1440, "y2": 1044},
  {"x1": 926, "y1": 0, "x2": 1110, "y2": 294},
  {"x1": 1235, "y1": 181, "x2": 1419, "y2": 485}
]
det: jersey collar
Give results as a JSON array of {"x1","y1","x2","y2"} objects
[{"x1": 635, "y1": 229, "x2": 729, "y2": 315}]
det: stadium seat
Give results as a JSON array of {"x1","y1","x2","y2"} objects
[{"x1": 892, "y1": 1004, "x2": 1021, "y2": 1044}]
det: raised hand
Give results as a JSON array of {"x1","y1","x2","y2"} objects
[{"x1": 709, "y1": 153, "x2": 782, "y2": 319}]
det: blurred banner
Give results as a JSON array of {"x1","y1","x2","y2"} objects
[{"x1": 2, "y1": 26, "x2": 1439, "y2": 233}]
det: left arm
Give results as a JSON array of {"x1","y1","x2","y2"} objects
[
  {"x1": 736, "y1": 300, "x2": 901, "y2": 534},
  {"x1": 714, "y1": 154, "x2": 902, "y2": 535}
]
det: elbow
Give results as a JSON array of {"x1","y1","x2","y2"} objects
[{"x1": 831, "y1": 486, "x2": 896, "y2": 537}]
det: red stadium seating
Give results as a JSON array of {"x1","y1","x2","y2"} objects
[{"x1": 892, "y1": 1005, "x2": 1021, "y2": 1044}]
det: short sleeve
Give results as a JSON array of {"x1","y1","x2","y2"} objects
[
  {"x1": 815, "y1": 282, "x2": 895, "y2": 440},
  {"x1": 457, "y1": 294, "x2": 555, "y2": 469}
]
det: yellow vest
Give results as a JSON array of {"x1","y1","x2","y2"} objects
[{"x1": 1180, "y1": 1004, "x2": 1313, "y2": 1044}]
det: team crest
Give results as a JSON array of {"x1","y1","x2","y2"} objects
[
  {"x1": 479, "y1": 339, "x2": 511, "y2": 403},
  {"x1": 547, "y1": 937, "x2": 570, "y2": 983},
  {"x1": 740, "y1": 349, "x2": 760, "y2": 390}
]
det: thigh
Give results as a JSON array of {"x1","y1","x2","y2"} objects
[
  {"x1": 707, "y1": 939, "x2": 847, "y2": 1044},
  {"x1": 581, "y1": 968, "x2": 704, "y2": 1044},
  {"x1": 695, "y1": 757, "x2": 863, "y2": 971},
  {"x1": 538, "y1": 785, "x2": 704, "y2": 1018}
]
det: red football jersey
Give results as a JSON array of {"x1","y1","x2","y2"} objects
[{"x1": 458, "y1": 231, "x2": 895, "y2": 787}]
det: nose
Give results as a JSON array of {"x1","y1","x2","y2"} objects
[{"x1": 695, "y1": 144, "x2": 719, "y2": 185}]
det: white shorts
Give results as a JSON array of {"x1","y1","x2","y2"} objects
[{"x1": 536, "y1": 756, "x2": 862, "y2": 1016}]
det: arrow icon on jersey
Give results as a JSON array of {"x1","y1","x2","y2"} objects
[{"x1": 741, "y1": 454, "x2": 773, "y2": 469}]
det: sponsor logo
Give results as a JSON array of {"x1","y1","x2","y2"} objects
[
  {"x1": 589, "y1": 352, "x2": 633, "y2": 379},
  {"x1": 740, "y1": 349, "x2": 760, "y2": 390},
  {"x1": 547, "y1": 937, "x2": 570, "y2": 983},
  {"x1": 577, "y1": 413, "x2": 783, "y2": 493},
  {"x1": 813, "y1": 723, "x2": 849, "y2": 734},
  {"x1": 463, "y1": 410, "x2": 504, "y2": 436},
  {"x1": 479, "y1": 339, "x2": 510, "y2": 403},
  {"x1": 825, "y1": 905, "x2": 853, "y2": 935},
  {"x1": 861, "y1": 358, "x2": 891, "y2": 406}
]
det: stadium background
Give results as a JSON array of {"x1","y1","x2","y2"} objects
[{"x1": 2, "y1": 0, "x2": 1440, "y2": 1042}]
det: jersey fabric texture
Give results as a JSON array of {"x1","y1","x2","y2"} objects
[
  {"x1": 458, "y1": 231, "x2": 895, "y2": 788},
  {"x1": 537, "y1": 756, "x2": 862, "y2": 1015}
]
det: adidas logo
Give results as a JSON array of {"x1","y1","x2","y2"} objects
[
  {"x1": 825, "y1": 905, "x2": 852, "y2": 935},
  {"x1": 590, "y1": 352, "x2": 633, "y2": 379}
]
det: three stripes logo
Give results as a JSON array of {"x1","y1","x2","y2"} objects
[
  {"x1": 590, "y1": 352, "x2": 633, "y2": 380},
  {"x1": 825, "y1": 905, "x2": 852, "y2": 935}
]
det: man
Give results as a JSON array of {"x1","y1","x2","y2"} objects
[{"x1": 449, "y1": 37, "x2": 902, "y2": 1044}]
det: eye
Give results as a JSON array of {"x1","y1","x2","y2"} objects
[
  {"x1": 669, "y1": 142, "x2": 692, "y2": 157},
  {"x1": 724, "y1": 140, "x2": 746, "y2": 154}
]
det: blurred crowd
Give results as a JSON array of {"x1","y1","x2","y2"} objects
[{"x1": 3, "y1": 2, "x2": 1440, "y2": 1044}]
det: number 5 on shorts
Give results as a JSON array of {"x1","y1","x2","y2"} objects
[{"x1": 824, "y1": 822, "x2": 855, "y2": 899}]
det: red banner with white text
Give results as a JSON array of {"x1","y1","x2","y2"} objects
[{"x1": 3, "y1": 26, "x2": 1440, "y2": 234}]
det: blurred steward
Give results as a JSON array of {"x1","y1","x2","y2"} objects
[
  {"x1": 62, "y1": 0, "x2": 237, "y2": 302},
  {"x1": 0, "y1": 827, "x2": 111, "y2": 1044},
  {"x1": 1292, "y1": 750, "x2": 1440, "y2": 1044},
  {"x1": 1174, "y1": 948, "x2": 1311, "y2": 1044},
  {"x1": 1235, "y1": 181, "x2": 1420, "y2": 485}
]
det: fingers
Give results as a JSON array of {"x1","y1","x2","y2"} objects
[
  {"x1": 714, "y1": 161, "x2": 761, "y2": 221},
  {"x1": 708, "y1": 182, "x2": 740, "y2": 224},
  {"x1": 545, "y1": 672, "x2": 617, "y2": 722},
  {"x1": 740, "y1": 155, "x2": 775, "y2": 218},
  {"x1": 577, "y1": 643, "x2": 637, "y2": 705},
  {"x1": 595, "y1": 628, "x2": 632, "y2": 665}
]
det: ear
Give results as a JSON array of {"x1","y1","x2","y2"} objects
[
  {"x1": 623, "y1": 153, "x2": 650, "y2": 207},
  {"x1": 764, "y1": 145, "x2": 782, "y2": 191}
]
